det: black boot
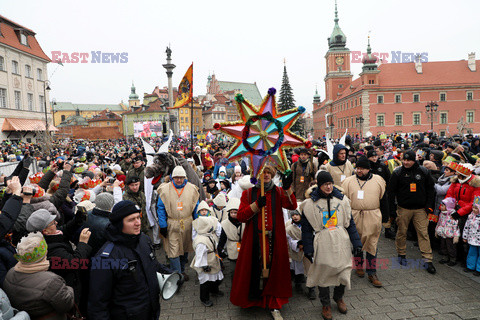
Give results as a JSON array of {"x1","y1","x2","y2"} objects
[
  {"x1": 398, "y1": 255, "x2": 407, "y2": 266},
  {"x1": 439, "y1": 256, "x2": 450, "y2": 264},
  {"x1": 200, "y1": 282, "x2": 213, "y2": 307},
  {"x1": 425, "y1": 262, "x2": 436, "y2": 274},
  {"x1": 307, "y1": 287, "x2": 316, "y2": 300}
]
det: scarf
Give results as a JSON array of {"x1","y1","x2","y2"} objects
[
  {"x1": 14, "y1": 256, "x2": 50, "y2": 273},
  {"x1": 299, "y1": 158, "x2": 312, "y2": 176},
  {"x1": 255, "y1": 179, "x2": 275, "y2": 192},
  {"x1": 357, "y1": 171, "x2": 372, "y2": 181}
]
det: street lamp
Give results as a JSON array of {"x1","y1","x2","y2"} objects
[
  {"x1": 44, "y1": 80, "x2": 51, "y2": 135},
  {"x1": 425, "y1": 101, "x2": 439, "y2": 132},
  {"x1": 356, "y1": 116, "x2": 364, "y2": 139}
]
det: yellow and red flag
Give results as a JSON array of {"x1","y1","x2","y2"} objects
[{"x1": 170, "y1": 63, "x2": 193, "y2": 109}]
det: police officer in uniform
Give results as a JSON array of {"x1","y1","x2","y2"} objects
[{"x1": 88, "y1": 200, "x2": 173, "y2": 320}]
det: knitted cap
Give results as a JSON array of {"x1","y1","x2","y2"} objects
[
  {"x1": 316, "y1": 171, "x2": 333, "y2": 187},
  {"x1": 355, "y1": 156, "x2": 371, "y2": 169},
  {"x1": 172, "y1": 166, "x2": 186, "y2": 177},
  {"x1": 366, "y1": 149, "x2": 377, "y2": 158},
  {"x1": 14, "y1": 232, "x2": 48, "y2": 264},
  {"x1": 110, "y1": 200, "x2": 141, "y2": 223},
  {"x1": 403, "y1": 150, "x2": 416, "y2": 161},
  {"x1": 26, "y1": 209, "x2": 56, "y2": 232},
  {"x1": 95, "y1": 192, "x2": 115, "y2": 212}
]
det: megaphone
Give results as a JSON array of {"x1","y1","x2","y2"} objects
[{"x1": 157, "y1": 272, "x2": 181, "y2": 300}]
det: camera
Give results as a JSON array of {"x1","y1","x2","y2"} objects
[
  {"x1": 108, "y1": 177, "x2": 116, "y2": 184},
  {"x1": 22, "y1": 187, "x2": 37, "y2": 196}
]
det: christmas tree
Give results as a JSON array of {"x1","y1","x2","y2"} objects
[{"x1": 278, "y1": 64, "x2": 303, "y2": 134}]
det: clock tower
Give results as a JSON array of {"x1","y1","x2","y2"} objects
[{"x1": 324, "y1": 1, "x2": 352, "y2": 102}]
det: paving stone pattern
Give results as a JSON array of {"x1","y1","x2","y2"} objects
[{"x1": 159, "y1": 234, "x2": 480, "y2": 320}]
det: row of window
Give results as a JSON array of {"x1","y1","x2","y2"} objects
[
  {"x1": 91, "y1": 121, "x2": 120, "y2": 126},
  {"x1": 333, "y1": 97, "x2": 362, "y2": 112},
  {"x1": 180, "y1": 125, "x2": 201, "y2": 132},
  {"x1": 377, "y1": 92, "x2": 474, "y2": 104},
  {"x1": 0, "y1": 88, "x2": 45, "y2": 111},
  {"x1": 180, "y1": 117, "x2": 200, "y2": 123},
  {"x1": 376, "y1": 111, "x2": 475, "y2": 126},
  {"x1": 0, "y1": 57, "x2": 44, "y2": 80},
  {"x1": 179, "y1": 109, "x2": 201, "y2": 115}
]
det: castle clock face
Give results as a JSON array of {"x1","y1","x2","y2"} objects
[{"x1": 335, "y1": 56, "x2": 344, "y2": 65}]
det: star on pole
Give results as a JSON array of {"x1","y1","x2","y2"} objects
[{"x1": 214, "y1": 87, "x2": 311, "y2": 183}]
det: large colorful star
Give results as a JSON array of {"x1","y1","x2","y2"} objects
[{"x1": 214, "y1": 87, "x2": 311, "y2": 182}]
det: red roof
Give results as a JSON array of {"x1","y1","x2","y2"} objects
[
  {"x1": 88, "y1": 109, "x2": 122, "y2": 122},
  {"x1": 0, "y1": 15, "x2": 51, "y2": 62},
  {"x1": 376, "y1": 60, "x2": 480, "y2": 88},
  {"x1": 2, "y1": 118, "x2": 58, "y2": 131}
]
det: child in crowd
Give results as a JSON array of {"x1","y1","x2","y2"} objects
[
  {"x1": 191, "y1": 201, "x2": 224, "y2": 306},
  {"x1": 286, "y1": 210, "x2": 315, "y2": 300},
  {"x1": 463, "y1": 197, "x2": 480, "y2": 276},
  {"x1": 217, "y1": 198, "x2": 243, "y2": 279},
  {"x1": 212, "y1": 193, "x2": 228, "y2": 222},
  {"x1": 435, "y1": 197, "x2": 460, "y2": 266}
]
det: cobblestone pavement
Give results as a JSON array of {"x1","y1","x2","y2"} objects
[{"x1": 159, "y1": 234, "x2": 480, "y2": 320}]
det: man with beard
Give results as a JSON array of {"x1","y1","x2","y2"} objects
[
  {"x1": 122, "y1": 176, "x2": 149, "y2": 235},
  {"x1": 292, "y1": 148, "x2": 315, "y2": 201},
  {"x1": 325, "y1": 144, "x2": 354, "y2": 189},
  {"x1": 387, "y1": 150, "x2": 436, "y2": 274},
  {"x1": 342, "y1": 156, "x2": 388, "y2": 287}
]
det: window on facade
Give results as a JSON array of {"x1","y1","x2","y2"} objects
[
  {"x1": 195, "y1": 118, "x2": 198, "y2": 123},
  {"x1": 180, "y1": 109, "x2": 183, "y2": 114},
  {"x1": 37, "y1": 68, "x2": 43, "y2": 80},
  {"x1": 27, "y1": 93, "x2": 33, "y2": 111},
  {"x1": 376, "y1": 114, "x2": 385, "y2": 126},
  {"x1": 377, "y1": 95, "x2": 383, "y2": 104},
  {"x1": 359, "y1": 97, "x2": 362, "y2": 104},
  {"x1": 413, "y1": 94, "x2": 419, "y2": 102},
  {"x1": 338, "y1": 84, "x2": 343, "y2": 88},
  {"x1": 186, "y1": 125, "x2": 189, "y2": 130},
  {"x1": 61, "y1": 115, "x2": 66, "y2": 121},
  {"x1": 185, "y1": 109, "x2": 188, "y2": 114},
  {"x1": 20, "y1": 33, "x2": 28, "y2": 46},
  {"x1": 12, "y1": 61, "x2": 19, "y2": 74},
  {"x1": 346, "y1": 119, "x2": 349, "y2": 128},
  {"x1": 0, "y1": 88, "x2": 6, "y2": 108},
  {"x1": 440, "y1": 112, "x2": 448, "y2": 124},
  {"x1": 181, "y1": 126, "x2": 184, "y2": 131},
  {"x1": 467, "y1": 111, "x2": 474, "y2": 123},
  {"x1": 395, "y1": 114, "x2": 403, "y2": 126},
  {"x1": 14, "y1": 91, "x2": 21, "y2": 109},
  {"x1": 413, "y1": 113, "x2": 421, "y2": 125},
  {"x1": 440, "y1": 93, "x2": 446, "y2": 101},
  {"x1": 395, "y1": 94, "x2": 402, "y2": 103},
  {"x1": 0, "y1": 56, "x2": 4, "y2": 71},
  {"x1": 39, "y1": 95, "x2": 44, "y2": 112},
  {"x1": 467, "y1": 92, "x2": 473, "y2": 101},
  {"x1": 25, "y1": 65, "x2": 32, "y2": 78}
]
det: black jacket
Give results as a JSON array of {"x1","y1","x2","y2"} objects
[
  {"x1": 0, "y1": 195, "x2": 23, "y2": 287},
  {"x1": 88, "y1": 224, "x2": 172, "y2": 320},
  {"x1": 370, "y1": 160, "x2": 391, "y2": 185},
  {"x1": 84, "y1": 208, "x2": 110, "y2": 256},
  {"x1": 387, "y1": 162, "x2": 435, "y2": 213}
]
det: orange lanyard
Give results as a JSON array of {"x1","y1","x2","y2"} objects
[{"x1": 172, "y1": 181, "x2": 185, "y2": 198}]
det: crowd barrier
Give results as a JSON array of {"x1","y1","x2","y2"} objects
[{"x1": 0, "y1": 159, "x2": 40, "y2": 177}]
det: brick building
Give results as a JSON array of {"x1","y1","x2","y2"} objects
[{"x1": 313, "y1": 5, "x2": 480, "y2": 139}]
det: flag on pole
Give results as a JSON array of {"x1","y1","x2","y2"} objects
[{"x1": 170, "y1": 63, "x2": 193, "y2": 109}]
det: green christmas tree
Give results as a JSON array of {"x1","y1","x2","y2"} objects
[{"x1": 278, "y1": 64, "x2": 303, "y2": 134}]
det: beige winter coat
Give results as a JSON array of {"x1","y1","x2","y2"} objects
[
  {"x1": 325, "y1": 161, "x2": 354, "y2": 189},
  {"x1": 299, "y1": 195, "x2": 353, "y2": 289},
  {"x1": 342, "y1": 174, "x2": 385, "y2": 255},
  {"x1": 158, "y1": 181, "x2": 200, "y2": 258}
]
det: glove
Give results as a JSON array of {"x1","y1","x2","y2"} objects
[
  {"x1": 451, "y1": 212, "x2": 461, "y2": 220},
  {"x1": 202, "y1": 266, "x2": 211, "y2": 272},
  {"x1": 219, "y1": 250, "x2": 227, "y2": 259},
  {"x1": 304, "y1": 253, "x2": 313, "y2": 263},
  {"x1": 353, "y1": 247, "x2": 363, "y2": 257},
  {"x1": 256, "y1": 195, "x2": 267, "y2": 208},
  {"x1": 281, "y1": 172, "x2": 293, "y2": 190},
  {"x1": 160, "y1": 227, "x2": 168, "y2": 238}
]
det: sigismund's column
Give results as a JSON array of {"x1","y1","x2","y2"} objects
[{"x1": 163, "y1": 46, "x2": 177, "y2": 135}]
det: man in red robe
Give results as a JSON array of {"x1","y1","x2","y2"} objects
[{"x1": 231, "y1": 165, "x2": 296, "y2": 320}]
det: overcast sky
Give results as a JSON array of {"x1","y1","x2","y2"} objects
[{"x1": 2, "y1": 0, "x2": 479, "y2": 113}]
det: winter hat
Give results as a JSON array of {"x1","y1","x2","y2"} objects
[
  {"x1": 289, "y1": 209, "x2": 301, "y2": 217},
  {"x1": 82, "y1": 170, "x2": 95, "y2": 180},
  {"x1": 213, "y1": 193, "x2": 227, "y2": 207},
  {"x1": 234, "y1": 165, "x2": 242, "y2": 174},
  {"x1": 219, "y1": 179, "x2": 231, "y2": 190},
  {"x1": 225, "y1": 198, "x2": 240, "y2": 212},
  {"x1": 441, "y1": 197, "x2": 456, "y2": 211},
  {"x1": 219, "y1": 166, "x2": 227, "y2": 174},
  {"x1": 95, "y1": 192, "x2": 115, "y2": 212},
  {"x1": 172, "y1": 166, "x2": 186, "y2": 178},
  {"x1": 126, "y1": 175, "x2": 141, "y2": 185},
  {"x1": 112, "y1": 164, "x2": 122, "y2": 172},
  {"x1": 109, "y1": 200, "x2": 141, "y2": 223},
  {"x1": 430, "y1": 150, "x2": 446, "y2": 162},
  {"x1": 316, "y1": 170, "x2": 334, "y2": 187},
  {"x1": 196, "y1": 200, "x2": 211, "y2": 216},
  {"x1": 355, "y1": 156, "x2": 371, "y2": 169},
  {"x1": 14, "y1": 232, "x2": 48, "y2": 264},
  {"x1": 26, "y1": 209, "x2": 56, "y2": 232},
  {"x1": 403, "y1": 150, "x2": 416, "y2": 161},
  {"x1": 77, "y1": 200, "x2": 96, "y2": 213},
  {"x1": 366, "y1": 150, "x2": 377, "y2": 159},
  {"x1": 74, "y1": 189, "x2": 96, "y2": 203},
  {"x1": 238, "y1": 175, "x2": 254, "y2": 190}
]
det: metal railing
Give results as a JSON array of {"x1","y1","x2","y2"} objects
[{"x1": 0, "y1": 159, "x2": 41, "y2": 177}]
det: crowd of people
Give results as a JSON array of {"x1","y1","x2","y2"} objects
[{"x1": 0, "y1": 131, "x2": 479, "y2": 320}]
